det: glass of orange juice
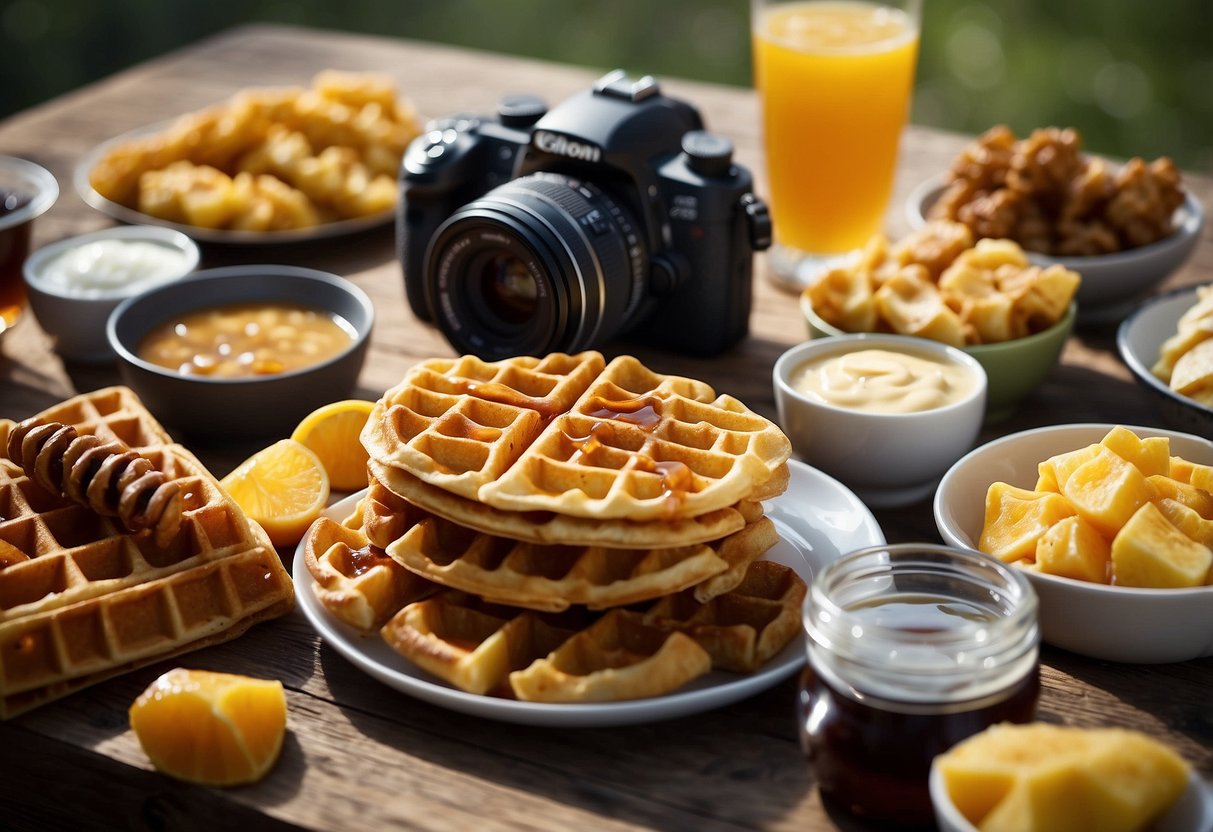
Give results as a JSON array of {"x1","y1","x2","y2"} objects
[{"x1": 752, "y1": 0, "x2": 921, "y2": 291}]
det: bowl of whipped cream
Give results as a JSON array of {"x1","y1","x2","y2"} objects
[{"x1": 23, "y1": 224, "x2": 199, "y2": 362}]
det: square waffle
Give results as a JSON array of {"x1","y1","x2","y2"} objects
[{"x1": 0, "y1": 387, "x2": 294, "y2": 718}]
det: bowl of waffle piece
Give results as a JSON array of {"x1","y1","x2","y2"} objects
[
  {"x1": 0, "y1": 386, "x2": 294, "y2": 719},
  {"x1": 907, "y1": 125, "x2": 1204, "y2": 323},
  {"x1": 801, "y1": 219, "x2": 1078, "y2": 422},
  {"x1": 298, "y1": 351, "x2": 886, "y2": 726}
]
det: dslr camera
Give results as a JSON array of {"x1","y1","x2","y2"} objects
[{"x1": 398, "y1": 70, "x2": 771, "y2": 359}]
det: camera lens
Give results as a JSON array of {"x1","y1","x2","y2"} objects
[
  {"x1": 478, "y1": 253, "x2": 538, "y2": 326},
  {"x1": 425, "y1": 172, "x2": 649, "y2": 359}
]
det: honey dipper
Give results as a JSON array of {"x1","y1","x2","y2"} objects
[{"x1": 6, "y1": 418, "x2": 184, "y2": 547}]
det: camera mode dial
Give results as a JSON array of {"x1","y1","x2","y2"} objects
[
  {"x1": 497, "y1": 94, "x2": 547, "y2": 128},
  {"x1": 681, "y1": 130, "x2": 734, "y2": 179}
]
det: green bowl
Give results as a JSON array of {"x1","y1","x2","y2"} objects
[{"x1": 799, "y1": 294, "x2": 1076, "y2": 422}]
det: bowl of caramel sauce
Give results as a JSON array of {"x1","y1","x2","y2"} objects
[{"x1": 108, "y1": 265, "x2": 373, "y2": 439}]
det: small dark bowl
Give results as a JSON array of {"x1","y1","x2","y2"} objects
[
  {"x1": 1117, "y1": 282, "x2": 1213, "y2": 437},
  {"x1": 107, "y1": 265, "x2": 373, "y2": 440}
]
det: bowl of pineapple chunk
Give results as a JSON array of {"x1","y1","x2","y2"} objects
[{"x1": 934, "y1": 423, "x2": 1213, "y2": 663}]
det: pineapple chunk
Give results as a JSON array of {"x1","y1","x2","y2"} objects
[
  {"x1": 1060, "y1": 446, "x2": 1154, "y2": 538},
  {"x1": 1098, "y1": 426, "x2": 1171, "y2": 477},
  {"x1": 1147, "y1": 474, "x2": 1213, "y2": 518},
  {"x1": 938, "y1": 723, "x2": 1190, "y2": 832},
  {"x1": 1111, "y1": 502, "x2": 1213, "y2": 588},
  {"x1": 1035, "y1": 444, "x2": 1100, "y2": 493},
  {"x1": 979, "y1": 484, "x2": 1076, "y2": 563},
  {"x1": 1189, "y1": 461, "x2": 1213, "y2": 492},
  {"x1": 1169, "y1": 455, "x2": 1196, "y2": 483},
  {"x1": 1035, "y1": 516, "x2": 1111, "y2": 583},
  {"x1": 1155, "y1": 497, "x2": 1213, "y2": 548}
]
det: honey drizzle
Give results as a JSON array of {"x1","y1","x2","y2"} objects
[
  {"x1": 563, "y1": 395, "x2": 695, "y2": 515},
  {"x1": 443, "y1": 412, "x2": 502, "y2": 443},
  {"x1": 344, "y1": 544, "x2": 389, "y2": 577}
]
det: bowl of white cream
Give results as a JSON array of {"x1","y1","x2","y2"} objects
[
  {"x1": 24, "y1": 225, "x2": 199, "y2": 362},
  {"x1": 774, "y1": 333, "x2": 988, "y2": 508}
]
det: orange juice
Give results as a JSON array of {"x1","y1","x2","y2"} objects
[{"x1": 754, "y1": 1, "x2": 919, "y2": 255}]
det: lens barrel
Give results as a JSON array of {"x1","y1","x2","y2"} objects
[{"x1": 425, "y1": 173, "x2": 648, "y2": 359}]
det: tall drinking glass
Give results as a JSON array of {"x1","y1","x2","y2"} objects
[{"x1": 752, "y1": 0, "x2": 921, "y2": 291}]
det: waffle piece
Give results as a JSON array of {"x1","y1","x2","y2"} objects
[
  {"x1": 362, "y1": 351, "x2": 606, "y2": 500},
  {"x1": 370, "y1": 460, "x2": 752, "y2": 549},
  {"x1": 385, "y1": 501, "x2": 777, "y2": 613},
  {"x1": 508, "y1": 609, "x2": 712, "y2": 703},
  {"x1": 380, "y1": 591, "x2": 588, "y2": 696},
  {"x1": 302, "y1": 487, "x2": 435, "y2": 632},
  {"x1": 7, "y1": 419, "x2": 184, "y2": 547},
  {"x1": 644, "y1": 560, "x2": 807, "y2": 673},
  {"x1": 0, "y1": 388, "x2": 293, "y2": 718},
  {"x1": 364, "y1": 353, "x2": 792, "y2": 523}
]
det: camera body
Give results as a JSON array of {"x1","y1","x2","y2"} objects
[{"x1": 398, "y1": 70, "x2": 771, "y2": 359}]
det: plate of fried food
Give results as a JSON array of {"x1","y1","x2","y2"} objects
[
  {"x1": 76, "y1": 71, "x2": 423, "y2": 244},
  {"x1": 295, "y1": 351, "x2": 885, "y2": 727},
  {"x1": 907, "y1": 125, "x2": 1203, "y2": 322}
]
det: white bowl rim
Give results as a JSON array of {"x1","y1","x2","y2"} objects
[
  {"x1": 106, "y1": 264, "x2": 374, "y2": 386},
  {"x1": 23, "y1": 224, "x2": 201, "y2": 299},
  {"x1": 800, "y1": 291, "x2": 1077, "y2": 354},
  {"x1": 773, "y1": 332, "x2": 988, "y2": 420},
  {"x1": 0, "y1": 155, "x2": 59, "y2": 231},
  {"x1": 907, "y1": 173, "x2": 1205, "y2": 267},
  {"x1": 1116, "y1": 282, "x2": 1213, "y2": 418},
  {"x1": 934, "y1": 421, "x2": 1213, "y2": 599}
]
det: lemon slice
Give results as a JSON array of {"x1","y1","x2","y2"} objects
[
  {"x1": 289, "y1": 399, "x2": 375, "y2": 492},
  {"x1": 220, "y1": 438, "x2": 329, "y2": 547},
  {"x1": 129, "y1": 668, "x2": 287, "y2": 786}
]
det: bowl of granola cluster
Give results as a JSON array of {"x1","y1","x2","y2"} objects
[
  {"x1": 800, "y1": 220, "x2": 1078, "y2": 421},
  {"x1": 907, "y1": 126, "x2": 1204, "y2": 323}
]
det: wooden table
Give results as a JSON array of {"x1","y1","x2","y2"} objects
[{"x1": 1, "y1": 25, "x2": 1210, "y2": 832}]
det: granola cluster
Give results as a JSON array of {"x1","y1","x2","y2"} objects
[{"x1": 929, "y1": 126, "x2": 1185, "y2": 257}]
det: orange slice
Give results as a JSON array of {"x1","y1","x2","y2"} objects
[
  {"x1": 289, "y1": 399, "x2": 375, "y2": 492},
  {"x1": 220, "y1": 438, "x2": 329, "y2": 547},
  {"x1": 129, "y1": 668, "x2": 287, "y2": 786}
]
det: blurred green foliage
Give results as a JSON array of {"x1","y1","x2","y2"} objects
[{"x1": 2, "y1": 0, "x2": 1210, "y2": 173}]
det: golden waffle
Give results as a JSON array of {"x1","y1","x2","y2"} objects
[
  {"x1": 0, "y1": 387, "x2": 294, "y2": 719},
  {"x1": 507, "y1": 609, "x2": 712, "y2": 703},
  {"x1": 385, "y1": 498, "x2": 777, "y2": 613},
  {"x1": 379, "y1": 591, "x2": 588, "y2": 696},
  {"x1": 363, "y1": 352, "x2": 792, "y2": 524},
  {"x1": 365, "y1": 559, "x2": 805, "y2": 702},
  {"x1": 645, "y1": 560, "x2": 807, "y2": 673},
  {"x1": 302, "y1": 486, "x2": 435, "y2": 632},
  {"x1": 370, "y1": 460, "x2": 754, "y2": 549},
  {"x1": 362, "y1": 351, "x2": 606, "y2": 500}
]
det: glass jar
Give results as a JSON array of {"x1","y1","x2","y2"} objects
[{"x1": 799, "y1": 544, "x2": 1040, "y2": 827}]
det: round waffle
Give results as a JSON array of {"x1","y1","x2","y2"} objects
[{"x1": 363, "y1": 352, "x2": 792, "y2": 523}]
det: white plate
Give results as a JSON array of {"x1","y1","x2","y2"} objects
[
  {"x1": 294, "y1": 458, "x2": 885, "y2": 727},
  {"x1": 75, "y1": 124, "x2": 394, "y2": 245}
]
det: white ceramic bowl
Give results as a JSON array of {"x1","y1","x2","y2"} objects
[
  {"x1": 934, "y1": 423, "x2": 1213, "y2": 663},
  {"x1": 24, "y1": 225, "x2": 200, "y2": 362},
  {"x1": 1118, "y1": 283, "x2": 1213, "y2": 437},
  {"x1": 773, "y1": 333, "x2": 987, "y2": 508},
  {"x1": 930, "y1": 760, "x2": 1213, "y2": 832},
  {"x1": 907, "y1": 175, "x2": 1205, "y2": 323}
]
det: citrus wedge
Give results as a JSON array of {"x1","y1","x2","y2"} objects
[
  {"x1": 289, "y1": 399, "x2": 375, "y2": 492},
  {"x1": 129, "y1": 668, "x2": 287, "y2": 786},
  {"x1": 220, "y1": 438, "x2": 329, "y2": 547}
]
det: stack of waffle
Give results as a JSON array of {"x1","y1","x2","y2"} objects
[
  {"x1": 0, "y1": 387, "x2": 294, "y2": 718},
  {"x1": 304, "y1": 352, "x2": 805, "y2": 702}
]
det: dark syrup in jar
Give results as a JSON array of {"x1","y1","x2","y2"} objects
[
  {"x1": 0, "y1": 188, "x2": 34, "y2": 328},
  {"x1": 802, "y1": 556, "x2": 1041, "y2": 829},
  {"x1": 798, "y1": 662, "x2": 1039, "y2": 827}
]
